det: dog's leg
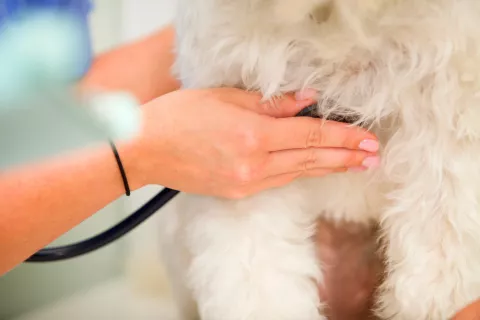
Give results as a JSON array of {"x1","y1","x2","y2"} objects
[
  {"x1": 376, "y1": 143, "x2": 480, "y2": 319},
  {"x1": 180, "y1": 186, "x2": 326, "y2": 320},
  {"x1": 158, "y1": 195, "x2": 200, "y2": 320},
  {"x1": 162, "y1": 251, "x2": 200, "y2": 320}
]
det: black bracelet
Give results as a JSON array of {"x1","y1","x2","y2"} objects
[{"x1": 109, "y1": 141, "x2": 131, "y2": 196}]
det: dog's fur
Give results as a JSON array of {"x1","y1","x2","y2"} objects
[{"x1": 158, "y1": 0, "x2": 480, "y2": 319}]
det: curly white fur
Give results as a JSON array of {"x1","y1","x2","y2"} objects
[{"x1": 158, "y1": 0, "x2": 480, "y2": 319}]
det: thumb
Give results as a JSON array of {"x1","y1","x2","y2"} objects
[{"x1": 213, "y1": 88, "x2": 318, "y2": 118}]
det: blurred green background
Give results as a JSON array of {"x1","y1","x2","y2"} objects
[
  {"x1": 0, "y1": 1, "x2": 126, "y2": 318},
  {"x1": 0, "y1": 1, "x2": 176, "y2": 318}
]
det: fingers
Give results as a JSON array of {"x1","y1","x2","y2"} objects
[
  {"x1": 231, "y1": 149, "x2": 374, "y2": 198},
  {"x1": 212, "y1": 88, "x2": 317, "y2": 118},
  {"x1": 245, "y1": 168, "x2": 345, "y2": 196},
  {"x1": 265, "y1": 117, "x2": 379, "y2": 152},
  {"x1": 263, "y1": 148, "x2": 377, "y2": 177}
]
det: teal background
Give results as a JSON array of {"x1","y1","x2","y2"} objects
[{"x1": 0, "y1": 1, "x2": 126, "y2": 318}]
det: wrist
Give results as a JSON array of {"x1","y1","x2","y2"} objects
[
  {"x1": 114, "y1": 137, "x2": 149, "y2": 193},
  {"x1": 113, "y1": 95, "x2": 174, "y2": 193}
]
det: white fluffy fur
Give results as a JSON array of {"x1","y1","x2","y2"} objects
[{"x1": 158, "y1": 0, "x2": 480, "y2": 319}]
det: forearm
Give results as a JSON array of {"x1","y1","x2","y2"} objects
[
  {"x1": 0, "y1": 141, "x2": 142, "y2": 275},
  {"x1": 0, "y1": 26, "x2": 179, "y2": 273},
  {"x1": 81, "y1": 25, "x2": 180, "y2": 104}
]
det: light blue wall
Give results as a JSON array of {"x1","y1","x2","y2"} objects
[{"x1": 0, "y1": 1, "x2": 127, "y2": 318}]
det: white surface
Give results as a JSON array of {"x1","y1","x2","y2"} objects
[
  {"x1": 13, "y1": 277, "x2": 178, "y2": 320},
  {"x1": 119, "y1": 0, "x2": 177, "y2": 286},
  {"x1": 89, "y1": 0, "x2": 123, "y2": 53},
  {"x1": 121, "y1": 0, "x2": 176, "y2": 42}
]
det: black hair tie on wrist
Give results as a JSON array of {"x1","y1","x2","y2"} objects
[{"x1": 109, "y1": 141, "x2": 131, "y2": 196}]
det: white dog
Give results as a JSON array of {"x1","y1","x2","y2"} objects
[{"x1": 158, "y1": 0, "x2": 480, "y2": 319}]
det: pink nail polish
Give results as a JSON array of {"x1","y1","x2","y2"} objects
[
  {"x1": 359, "y1": 139, "x2": 379, "y2": 153},
  {"x1": 362, "y1": 156, "x2": 381, "y2": 168},
  {"x1": 295, "y1": 88, "x2": 317, "y2": 100}
]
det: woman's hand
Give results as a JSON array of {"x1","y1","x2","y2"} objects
[{"x1": 124, "y1": 88, "x2": 380, "y2": 198}]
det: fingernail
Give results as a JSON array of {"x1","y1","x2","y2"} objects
[
  {"x1": 348, "y1": 166, "x2": 367, "y2": 172},
  {"x1": 362, "y1": 156, "x2": 381, "y2": 168},
  {"x1": 295, "y1": 88, "x2": 317, "y2": 100},
  {"x1": 359, "y1": 139, "x2": 379, "y2": 152}
]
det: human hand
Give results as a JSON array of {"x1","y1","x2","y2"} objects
[{"x1": 123, "y1": 88, "x2": 380, "y2": 198}]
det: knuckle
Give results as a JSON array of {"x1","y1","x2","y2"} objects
[
  {"x1": 239, "y1": 128, "x2": 262, "y2": 154},
  {"x1": 232, "y1": 162, "x2": 255, "y2": 184},
  {"x1": 303, "y1": 149, "x2": 318, "y2": 171},
  {"x1": 306, "y1": 126, "x2": 324, "y2": 148}
]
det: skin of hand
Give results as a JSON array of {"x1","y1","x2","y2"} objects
[{"x1": 123, "y1": 87, "x2": 380, "y2": 199}]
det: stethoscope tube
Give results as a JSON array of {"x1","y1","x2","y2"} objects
[{"x1": 25, "y1": 188, "x2": 179, "y2": 262}]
